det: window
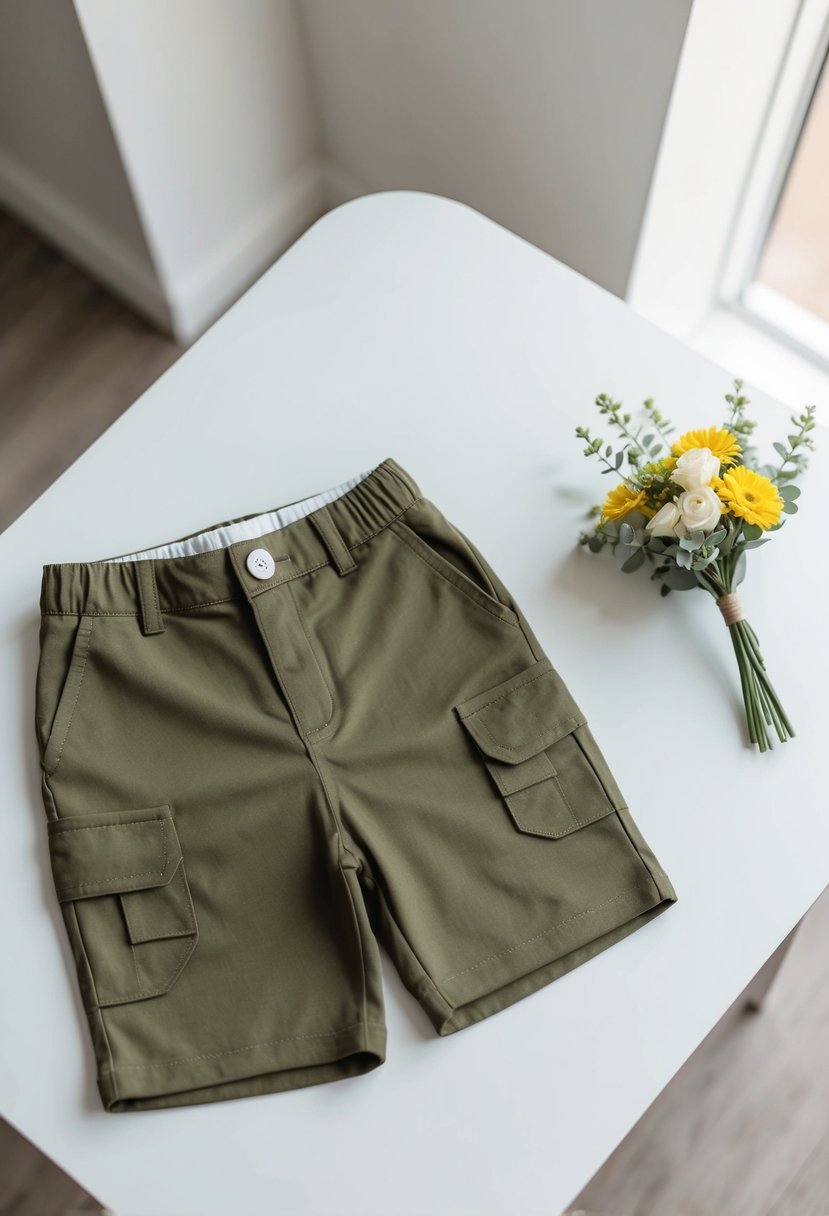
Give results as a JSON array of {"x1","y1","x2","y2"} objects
[
  {"x1": 753, "y1": 49, "x2": 829, "y2": 327},
  {"x1": 720, "y1": 0, "x2": 829, "y2": 369}
]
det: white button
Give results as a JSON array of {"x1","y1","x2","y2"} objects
[{"x1": 246, "y1": 548, "x2": 276, "y2": 580}]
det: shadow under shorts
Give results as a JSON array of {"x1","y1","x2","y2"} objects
[{"x1": 35, "y1": 455, "x2": 678, "y2": 1112}]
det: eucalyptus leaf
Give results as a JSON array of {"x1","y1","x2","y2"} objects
[
  {"x1": 605, "y1": 445, "x2": 612, "y2": 457},
  {"x1": 743, "y1": 538, "x2": 770, "y2": 549},
  {"x1": 773, "y1": 441, "x2": 788, "y2": 459},
  {"x1": 676, "y1": 546, "x2": 692, "y2": 569},
  {"x1": 621, "y1": 548, "x2": 645, "y2": 573},
  {"x1": 694, "y1": 549, "x2": 720, "y2": 571},
  {"x1": 588, "y1": 536, "x2": 603, "y2": 553},
  {"x1": 619, "y1": 522, "x2": 635, "y2": 545},
  {"x1": 718, "y1": 527, "x2": 735, "y2": 555},
  {"x1": 643, "y1": 433, "x2": 655, "y2": 447},
  {"x1": 779, "y1": 484, "x2": 801, "y2": 501},
  {"x1": 615, "y1": 451, "x2": 624, "y2": 469},
  {"x1": 732, "y1": 551, "x2": 747, "y2": 588},
  {"x1": 663, "y1": 567, "x2": 699, "y2": 589},
  {"x1": 782, "y1": 500, "x2": 798, "y2": 514},
  {"x1": 707, "y1": 527, "x2": 727, "y2": 546},
  {"x1": 741, "y1": 523, "x2": 763, "y2": 542}
]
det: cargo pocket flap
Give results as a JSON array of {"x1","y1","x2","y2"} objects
[
  {"x1": 47, "y1": 804, "x2": 181, "y2": 902},
  {"x1": 454, "y1": 656, "x2": 587, "y2": 765},
  {"x1": 454, "y1": 657, "x2": 620, "y2": 839}
]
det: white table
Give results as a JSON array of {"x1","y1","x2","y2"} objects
[{"x1": 2, "y1": 192, "x2": 827, "y2": 1216}]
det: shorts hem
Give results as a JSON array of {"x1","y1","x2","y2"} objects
[
  {"x1": 97, "y1": 1018, "x2": 387, "y2": 1112},
  {"x1": 426, "y1": 876, "x2": 677, "y2": 1035}
]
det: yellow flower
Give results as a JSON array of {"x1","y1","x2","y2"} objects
[
  {"x1": 601, "y1": 483, "x2": 649, "y2": 521},
  {"x1": 672, "y1": 427, "x2": 741, "y2": 467},
  {"x1": 713, "y1": 467, "x2": 784, "y2": 530}
]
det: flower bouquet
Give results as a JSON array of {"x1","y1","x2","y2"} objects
[{"x1": 576, "y1": 379, "x2": 816, "y2": 751}]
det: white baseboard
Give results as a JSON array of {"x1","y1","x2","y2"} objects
[
  {"x1": 0, "y1": 147, "x2": 171, "y2": 332},
  {"x1": 0, "y1": 150, "x2": 332, "y2": 345},
  {"x1": 166, "y1": 157, "x2": 328, "y2": 344}
]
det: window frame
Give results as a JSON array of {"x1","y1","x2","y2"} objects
[{"x1": 717, "y1": 0, "x2": 829, "y2": 370}]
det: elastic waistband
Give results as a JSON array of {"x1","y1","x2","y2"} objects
[{"x1": 40, "y1": 456, "x2": 422, "y2": 616}]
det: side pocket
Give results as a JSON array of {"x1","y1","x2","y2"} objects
[
  {"x1": 47, "y1": 804, "x2": 198, "y2": 1007},
  {"x1": 454, "y1": 656, "x2": 622, "y2": 838},
  {"x1": 390, "y1": 498, "x2": 520, "y2": 627},
  {"x1": 36, "y1": 613, "x2": 97, "y2": 776}
]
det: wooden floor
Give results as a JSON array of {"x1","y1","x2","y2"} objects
[
  {"x1": 0, "y1": 209, "x2": 181, "y2": 535},
  {"x1": 1, "y1": 209, "x2": 827, "y2": 1216}
]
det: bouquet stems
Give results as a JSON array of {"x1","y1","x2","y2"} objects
[{"x1": 699, "y1": 576, "x2": 795, "y2": 752}]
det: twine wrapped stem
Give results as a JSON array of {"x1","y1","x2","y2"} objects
[{"x1": 717, "y1": 592, "x2": 745, "y2": 626}]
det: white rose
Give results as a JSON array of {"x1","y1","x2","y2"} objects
[
  {"x1": 671, "y1": 447, "x2": 720, "y2": 491},
  {"x1": 677, "y1": 485, "x2": 723, "y2": 533},
  {"x1": 645, "y1": 501, "x2": 682, "y2": 538}
]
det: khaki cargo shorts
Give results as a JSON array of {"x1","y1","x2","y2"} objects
[{"x1": 35, "y1": 456, "x2": 678, "y2": 1111}]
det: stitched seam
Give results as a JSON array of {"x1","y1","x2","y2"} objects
[
  {"x1": 311, "y1": 507, "x2": 356, "y2": 571},
  {"x1": 250, "y1": 594, "x2": 312, "y2": 736},
  {"x1": 120, "y1": 860, "x2": 197, "y2": 942},
  {"x1": 508, "y1": 791, "x2": 614, "y2": 838},
  {"x1": 346, "y1": 495, "x2": 426, "y2": 550},
  {"x1": 107, "y1": 1021, "x2": 388, "y2": 1070},
  {"x1": 151, "y1": 564, "x2": 161, "y2": 621},
  {"x1": 46, "y1": 617, "x2": 95, "y2": 773},
  {"x1": 54, "y1": 820, "x2": 169, "y2": 896},
  {"x1": 287, "y1": 581, "x2": 335, "y2": 734},
  {"x1": 338, "y1": 861, "x2": 369, "y2": 1056},
  {"x1": 126, "y1": 925, "x2": 197, "y2": 941},
  {"x1": 438, "y1": 884, "x2": 649, "y2": 983},
  {"x1": 473, "y1": 712, "x2": 584, "y2": 754},
  {"x1": 457, "y1": 666, "x2": 557, "y2": 718},
  {"x1": 101, "y1": 932, "x2": 198, "y2": 1004},
  {"x1": 389, "y1": 520, "x2": 520, "y2": 628},
  {"x1": 552, "y1": 772, "x2": 576, "y2": 820}
]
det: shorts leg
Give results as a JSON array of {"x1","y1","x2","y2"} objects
[
  {"x1": 319, "y1": 493, "x2": 678, "y2": 1035},
  {"x1": 36, "y1": 554, "x2": 387, "y2": 1112}
]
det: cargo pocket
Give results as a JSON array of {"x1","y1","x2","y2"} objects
[
  {"x1": 453, "y1": 656, "x2": 623, "y2": 838},
  {"x1": 47, "y1": 804, "x2": 198, "y2": 1007}
]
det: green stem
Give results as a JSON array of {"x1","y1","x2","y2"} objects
[{"x1": 727, "y1": 623, "x2": 761, "y2": 748}]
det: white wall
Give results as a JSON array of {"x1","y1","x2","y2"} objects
[
  {"x1": 0, "y1": 0, "x2": 167, "y2": 327},
  {"x1": 299, "y1": 0, "x2": 693, "y2": 298},
  {"x1": 0, "y1": 1, "x2": 694, "y2": 340},
  {"x1": 75, "y1": 0, "x2": 324, "y2": 341}
]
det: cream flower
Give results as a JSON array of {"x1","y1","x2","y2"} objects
[
  {"x1": 645, "y1": 501, "x2": 683, "y2": 538},
  {"x1": 677, "y1": 485, "x2": 724, "y2": 533},
  {"x1": 670, "y1": 447, "x2": 720, "y2": 491}
]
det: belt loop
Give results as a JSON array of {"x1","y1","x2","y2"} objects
[
  {"x1": 308, "y1": 504, "x2": 357, "y2": 575},
  {"x1": 133, "y1": 559, "x2": 166, "y2": 634}
]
